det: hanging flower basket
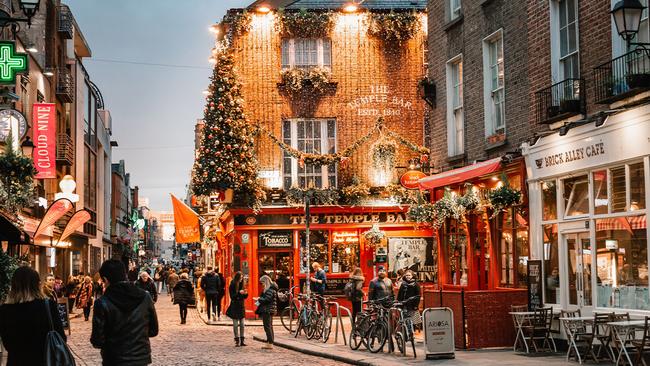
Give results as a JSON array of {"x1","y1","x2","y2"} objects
[
  {"x1": 363, "y1": 224, "x2": 385, "y2": 250},
  {"x1": 0, "y1": 139, "x2": 37, "y2": 212},
  {"x1": 488, "y1": 185, "x2": 522, "y2": 218},
  {"x1": 279, "y1": 67, "x2": 335, "y2": 95},
  {"x1": 367, "y1": 11, "x2": 422, "y2": 46}
]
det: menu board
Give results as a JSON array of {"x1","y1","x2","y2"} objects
[
  {"x1": 57, "y1": 298, "x2": 71, "y2": 334},
  {"x1": 527, "y1": 260, "x2": 543, "y2": 310}
]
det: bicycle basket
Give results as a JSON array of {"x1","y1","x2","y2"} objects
[{"x1": 277, "y1": 291, "x2": 289, "y2": 302}]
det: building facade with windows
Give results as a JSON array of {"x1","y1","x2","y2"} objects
[
  {"x1": 206, "y1": 0, "x2": 430, "y2": 316},
  {"x1": 524, "y1": 0, "x2": 650, "y2": 316}
]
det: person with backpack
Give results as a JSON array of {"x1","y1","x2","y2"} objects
[
  {"x1": 200, "y1": 267, "x2": 221, "y2": 322},
  {"x1": 0, "y1": 266, "x2": 70, "y2": 366},
  {"x1": 256, "y1": 275, "x2": 278, "y2": 349},
  {"x1": 346, "y1": 267, "x2": 365, "y2": 324},
  {"x1": 172, "y1": 273, "x2": 195, "y2": 324},
  {"x1": 226, "y1": 271, "x2": 248, "y2": 347}
]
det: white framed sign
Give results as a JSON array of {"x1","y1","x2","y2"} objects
[
  {"x1": 0, "y1": 109, "x2": 27, "y2": 143},
  {"x1": 423, "y1": 307, "x2": 455, "y2": 359}
]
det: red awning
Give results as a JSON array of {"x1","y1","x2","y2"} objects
[
  {"x1": 418, "y1": 157, "x2": 503, "y2": 190},
  {"x1": 596, "y1": 216, "x2": 646, "y2": 232}
]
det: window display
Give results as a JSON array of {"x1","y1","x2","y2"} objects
[
  {"x1": 543, "y1": 224, "x2": 560, "y2": 304},
  {"x1": 445, "y1": 220, "x2": 468, "y2": 286},
  {"x1": 595, "y1": 215, "x2": 649, "y2": 310},
  {"x1": 563, "y1": 175, "x2": 589, "y2": 217},
  {"x1": 331, "y1": 231, "x2": 359, "y2": 273},
  {"x1": 300, "y1": 230, "x2": 329, "y2": 273},
  {"x1": 542, "y1": 180, "x2": 557, "y2": 221}
]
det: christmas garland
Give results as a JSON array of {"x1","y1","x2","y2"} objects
[
  {"x1": 367, "y1": 11, "x2": 422, "y2": 45},
  {"x1": 340, "y1": 177, "x2": 370, "y2": 206},
  {"x1": 222, "y1": 10, "x2": 252, "y2": 40},
  {"x1": 286, "y1": 187, "x2": 340, "y2": 206},
  {"x1": 363, "y1": 224, "x2": 385, "y2": 250},
  {"x1": 277, "y1": 10, "x2": 336, "y2": 38},
  {"x1": 371, "y1": 139, "x2": 397, "y2": 171},
  {"x1": 280, "y1": 67, "x2": 334, "y2": 94},
  {"x1": 384, "y1": 128, "x2": 430, "y2": 155}
]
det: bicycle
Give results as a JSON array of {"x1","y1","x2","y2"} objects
[
  {"x1": 279, "y1": 286, "x2": 301, "y2": 333},
  {"x1": 349, "y1": 300, "x2": 381, "y2": 350},
  {"x1": 391, "y1": 302, "x2": 417, "y2": 357},
  {"x1": 294, "y1": 294, "x2": 318, "y2": 339},
  {"x1": 365, "y1": 297, "x2": 392, "y2": 353},
  {"x1": 313, "y1": 294, "x2": 333, "y2": 343}
]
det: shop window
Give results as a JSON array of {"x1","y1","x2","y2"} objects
[
  {"x1": 542, "y1": 180, "x2": 558, "y2": 221},
  {"x1": 630, "y1": 162, "x2": 646, "y2": 211},
  {"x1": 496, "y1": 208, "x2": 529, "y2": 288},
  {"x1": 591, "y1": 163, "x2": 645, "y2": 214},
  {"x1": 543, "y1": 224, "x2": 560, "y2": 304},
  {"x1": 563, "y1": 175, "x2": 589, "y2": 217},
  {"x1": 445, "y1": 220, "x2": 468, "y2": 285},
  {"x1": 300, "y1": 230, "x2": 329, "y2": 273},
  {"x1": 611, "y1": 166, "x2": 627, "y2": 213},
  {"x1": 595, "y1": 215, "x2": 649, "y2": 310},
  {"x1": 331, "y1": 231, "x2": 360, "y2": 273},
  {"x1": 593, "y1": 170, "x2": 609, "y2": 215}
]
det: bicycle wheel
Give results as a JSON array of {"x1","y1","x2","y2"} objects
[
  {"x1": 349, "y1": 316, "x2": 366, "y2": 350},
  {"x1": 366, "y1": 321, "x2": 388, "y2": 353},
  {"x1": 280, "y1": 305, "x2": 299, "y2": 332},
  {"x1": 394, "y1": 325, "x2": 406, "y2": 355},
  {"x1": 407, "y1": 322, "x2": 417, "y2": 358},
  {"x1": 306, "y1": 311, "x2": 320, "y2": 340},
  {"x1": 321, "y1": 310, "x2": 333, "y2": 343}
]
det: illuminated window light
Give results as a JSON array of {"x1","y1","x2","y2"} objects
[
  {"x1": 208, "y1": 56, "x2": 217, "y2": 64},
  {"x1": 343, "y1": 3, "x2": 358, "y2": 13},
  {"x1": 256, "y1": 5, "x2": 271, "y2": 13}
]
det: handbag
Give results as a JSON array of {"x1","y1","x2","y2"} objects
[{"x1": 44, "y1": 299, "x2": 76, "y2": 366}]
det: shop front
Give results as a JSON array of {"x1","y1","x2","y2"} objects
[
  {"x1": 223, "y1": 206, "x2": 434, "y2": 318},
  {"x1": 523, "y1": 105, "x2": 650, "y2": 317}
]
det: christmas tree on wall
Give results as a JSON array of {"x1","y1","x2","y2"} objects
[{"x1": 192, "y1": 46, "x2": 262, "y2": 209}]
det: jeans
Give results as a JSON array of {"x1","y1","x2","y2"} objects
[
  {"x1": 216, "y1": 294, "x2": 224, "y2": 317},
  {"x1": 352, "y1": 300, "x2": 362, "y2": 325},
  {"x1": 179, "y1": 304, "x2": 188, "y2": 322},
  {"x1": 83, "y1": 304, "x2": 91, "y2": 320},
  {"x1": 205, "y1": 293, "x2": 218, "y2": 319},
  {"x1": 262, "y1": 313, "x2": 274, "y2": 343},
  {"x1": 156, "y1": 281, "x2": 162, "y2": 293},
  {"x1": 232, "y1": 318, "x2": 245, "y2": 338}
]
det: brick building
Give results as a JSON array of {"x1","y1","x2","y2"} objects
[{"x1": 202, "y1": 0, "x2": 433, "y2": 317}]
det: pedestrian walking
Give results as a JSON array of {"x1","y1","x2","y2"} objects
[
  {"x1": 216, "y1": 269, "x2": 226, "y2": 319},
  {"x1": 135, "y1": 271, "x2": 158, "y2": 303},
  {"x1": 256, "y1": 275, "x2": 278, "y2": 350},
  {"x1": 76, "y1": 276, "x2": 94, "y2": 321},
  {"x1": 161, "y1": 266, "x2": 169, "y2": 294},
  {"x1": 200, "y1": 266, "x2": 221, "y2": 322},
  {"x1": 226, "y1": 271, "x2": 248, "y2": 347},
  {"x1": 368, "y1": 266, "x2": 393, "y2": 302},
  {"x1": 193, "y1": 266, "x2": 203, "y2": 287},
  {"x1": 167, "y1": 269, "x2": 180, "y2": 301},
  {"x1": 346, "y1": 267, "x2": 365, "y2": 324},
  {"x1": 91, "y1": 259, "x2": 159, "y2": 366},
  {"x1": 396, "y1": 269, "x2": 422, "y2": 327},
  {"x1": 65, "y1": 275, "x2": 78, "y2": 313},
  {"x1": 197, "y1": 274, "x2": 206, "y2": 313},
  {"x1": 53, "y1": 276, "x2": 65, "y2": 298},
  {"x1": 172, "y1": 273, "x2": 195, "y2": 324},
  {"x1": 128, "y1": 265, "x2": 139, "y2": 282},
  {"x1": 153, "y1": 265, "x2": 163, "y2": 294},
  {"x1": 42, "y1": 274, "x2": 57, "y2": 302},
  {"x1": 0, "y1": 266, "x2": 68, "y2": 366}
]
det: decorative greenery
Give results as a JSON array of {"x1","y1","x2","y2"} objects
[
  {"x1": 367, "y1": 11, "x2": 421, "y2": 45},
  {"x1": 340, "y1": 176, "x2": 370, "y2": 206},
  {"x1": 384, "y1": 128, "x2": 430, "y2": 155},
  {"x1": 371, "y1": 139, "x2": 397, "y2": 172},
  {"x1": 385, "y1": 184, "x2": 419, "y2": 204},
  {"x1": 363, "y1": 224, "x2": 385, "y2": 249},
  {"x1": 192, "y1": 46, "x2": 263, "y2": 210},
  {"x1": 280, "y1": 67, "x2": 333, "y2": 95},
  {"x1": 286, "y1": 187, "x2": 340, "y2": 206},
  {"x1": 407, "y1": 202, "x2": 435, "y2": 225},
  {"x1": 222, "y1": 10, "x2": 252, "y2": 40},
  {"x1": 489, "y1": 185, "x2": 522, "y2": 217},
  {"x1": 0, "y1": 136, "x2": 37, "y2": 212},
  {"x1": 277, "y1": 10, "x2": 335, "y2": 38},
  {"x1": 0, "y1": 250, "x2": 26, "y2": 303}
]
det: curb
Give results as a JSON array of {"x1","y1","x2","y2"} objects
[
  {"x1": 252, "y1": 335, "x2": 374, "y2": 366},
  {"x1": 194, "y1": 308, "x2": 265, "y2": 327}
]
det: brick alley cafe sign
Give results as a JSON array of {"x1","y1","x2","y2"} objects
[{"x1": 236, "y1": 212, "x2": 410, "y2": 226}]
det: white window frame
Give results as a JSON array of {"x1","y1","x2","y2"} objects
[
  {"x1": 550, "y1": 0, "x2": 580, "y2": 83},
  {"x1": 448, "y1": 0, "x2": 461, "y2": 21},
  {"x1": 282, "y1": 118, "x2": 337, "y2": 189},
  {"x1": 482, "y1": 29, "x2": 506, "y2": 137},
  {"x1": 446, "y1": 55, "x2": 464, "y2": 157},
  {"x1": 281, "y1": 38, "x2": 331, "y2": 69}
]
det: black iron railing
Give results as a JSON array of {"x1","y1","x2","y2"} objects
[
  {"x1": 56, "y1": 133, "x2": 74, "y2": 166},
  {"x1": 594, "y1": 49, "x2": 650, "y2": 104},
  {"x1": 57, "y1": 5, "x2": 73, "y2": 39},
  {"x1": 56, "y1": 67, "x2": 74, "y2": 103},
  {"x1": 535, "y1": 78, "x2": 585, "y2": 124}
]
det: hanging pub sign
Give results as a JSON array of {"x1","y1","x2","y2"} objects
[
  {"x1": 33, "y1": 103, "x2": 56, "y2": 179},
  {"x1": 258, "y1": 230, "x2": 293, "y2": 248},
  {"x1": 0, "y1": 109, "x2": 27, "y2": 143},
  {"x1": 0, "y1": 41, "x2": 28, "y2": 84},
  {"x1": 400, "y1": 170, "x2": 427, "y2": 190}
]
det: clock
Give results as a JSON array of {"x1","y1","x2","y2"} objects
[{"x1": 0, "y1": 109, "x2": 27, "y2": 142}]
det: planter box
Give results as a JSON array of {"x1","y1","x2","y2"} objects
[
  {"x1": 626, "y1": 73, "x2": 650, "y2": 89},
  {"x1": 560, "y1": 99, "x2": 581, "y2": 114}
]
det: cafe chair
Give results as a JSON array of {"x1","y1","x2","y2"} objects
[
  {"x1": 523, "y1": 307, "x2": 554, "y2": 353},
  {"x1": 543, "y1": 306, "x2": 557, "y2": 352},
  {"x1": 633, "y1": 316, "x2": 650, "y2": 366},
  {"x1": 590, "y1": 312, "x2": 617, "y2": 361}
]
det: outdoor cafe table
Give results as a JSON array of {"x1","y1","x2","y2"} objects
[
  {"x1": 606, "y1": 319, "x2": 646, "y2": 366},
  {"x1": 510, "y1": 311, "x2": 536, "y2": 353},
  {"x1": 559, "y1": 316, "x2": 595, "y2": 364}
]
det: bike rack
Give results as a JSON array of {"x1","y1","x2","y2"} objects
[{"x1": 328, "y1": 301, "x2": 352, "y2": 346}]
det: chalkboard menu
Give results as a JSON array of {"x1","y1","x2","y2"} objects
[
  {"x1": 527, "y1": 260, "x2": 543, "y2": 310},
  {"x1": 299, "y1": 276, "x2": 348, "y2": 296},
  {"x1": 259, "y1": 231, "x2": 293, "y2": 248},
  {"x1": 57, "y1": 298, "x2": 70, "y2": 334}
]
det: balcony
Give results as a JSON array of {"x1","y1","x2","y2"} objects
[
  {"x1": 57, "y1": 5, "x2": 73, "y2": 39},
  {"x1": 535, "y1": 78, "x2": 585, "y2": 124},
  {"x1": 594, "y1": 49, "x2": 650, "y2": 104},
  {"x1": 56, "y1": 133, "x2": 74, "y2": 166},
  {"x1": 56, "y1": 68, "x2": 74, "y2": 103}
]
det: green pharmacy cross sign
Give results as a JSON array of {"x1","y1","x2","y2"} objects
[{"x1": 0, "y1": 41, "x2": 28, "y2": 84}]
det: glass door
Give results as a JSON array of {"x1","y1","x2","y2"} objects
[{"x1": 565, "y1": 232, "x2": 593, "y2": 308}]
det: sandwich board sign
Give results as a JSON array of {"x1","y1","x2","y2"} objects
[{"x1": 423, "y1": 307, "x2": 455, "y2": 359}]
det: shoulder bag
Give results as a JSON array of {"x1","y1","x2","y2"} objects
[{"x1": 44, "y1": 299, "x2": 76, "y2": 366}]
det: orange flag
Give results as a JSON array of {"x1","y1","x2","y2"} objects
[{"x1": 170, "y1": 194, "x2": 201, "y2": 243}]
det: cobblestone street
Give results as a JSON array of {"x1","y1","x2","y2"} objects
[{"x1": 65, "y1": 292, "x2": 344, "y2": 366}]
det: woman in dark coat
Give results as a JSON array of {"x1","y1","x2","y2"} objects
[
  {"x1": 173, "y1": 273, "x2": 195, "y2": 324},
  {"x1": 256, "y1": 275, "x2": 278, "y2": 349},
  {"x1": 396, "y1": 269, "x2": 422, "y2": 327},
  {"x1": 226, "y1": 271, "x2": 248, "y2": 347},
  {"x1": 0, "y1": 266, "x2": 67, "y2": 366}
]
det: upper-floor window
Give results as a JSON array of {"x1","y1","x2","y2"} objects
[
  {"x1": 555, "y1": 0, "x2": 580, "y2": 80},
  {"x1": 281, "y1": 38, "x2": 331, "y2": 69},
  {"x1": 448, "y1": 0, "x2": 461, "y2": 21},
  {"x1": 83, "y1": 82, "x2": 97, "y2": 150},
  {"x1": 446, "y1": 55, "x2": 464, "y2": 157},
  {"x1": 483, "y1": 30, "x2": 505, "y2": 136},
  {"x1": 282, "y1": 119, "x2": 337, "y2": 190}
]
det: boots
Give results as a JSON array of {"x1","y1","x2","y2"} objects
[
  {"x1": 234, "y1": 337, "x2": 240, "y2": 347},
  {"x1": 239, "y1": 337, "x2": 247, "y2": 346}
]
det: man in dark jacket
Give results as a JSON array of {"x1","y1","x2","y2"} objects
[
  {"x1": 92, "y1": 259, "x2": 159, "y2": 366},
  {"x1": 135, "y1": 271, "x2": 158, "y2": 303},
  {"x1": 201, "y1": 266, "x2": 221, "y2": 322},
  {"x1": 368, "y1": 266, "x2": 393, "y2": 302},
  {"x1": 310, "y1": 262, "x2": 327, "y2": 296}
]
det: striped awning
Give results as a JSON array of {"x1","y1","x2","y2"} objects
[{"x1": 596, "y1": 216, "x2": 646, "y2": 232}]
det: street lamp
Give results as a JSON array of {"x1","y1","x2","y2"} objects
[
  {"x1": 55, "y1": 175, "x2": 80, "y2": 203},
  {"x1": 612, "y1": 0, "x2": 645, "y2": 42},
  {"x1": 0, "y1": 0, "x2": 42, "y2": 28},
  {"x1": 20, "y1": 135, "x2": 33, "y2": 157}
]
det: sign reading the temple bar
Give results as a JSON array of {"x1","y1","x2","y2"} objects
[
  {"x1": 258, "y1": 230, "x2": 293, "y2": 248},
  {"x1": 33, "y1": 103, "x2": 56, "y2": 179},
  {"x1": 235, "y1": 212, "x2": 410, "y2": 226},
  {"x1": 527, "y1": 260, "x2": 543, "y2": 310},
  {"x1": 348, "y1": 85, "x2": 415, "y2": 117},
  {"x1": 400, "y1": 170, "x2": 427, "y2": 190}
]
